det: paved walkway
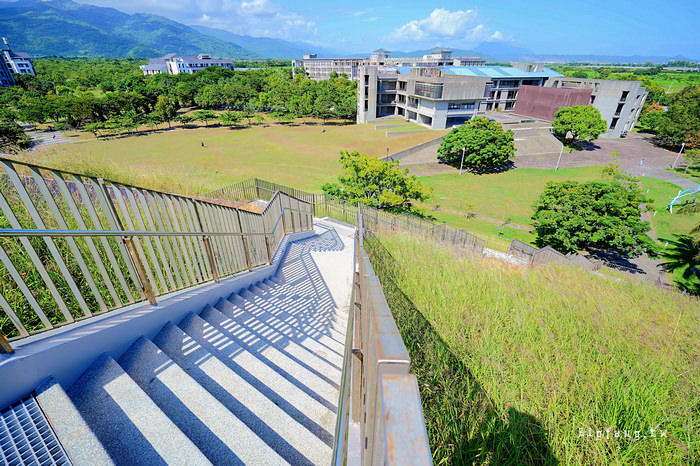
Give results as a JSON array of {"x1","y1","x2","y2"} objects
[{"x1": 516, "y1": 132, "x2": 698, "y2": 190}]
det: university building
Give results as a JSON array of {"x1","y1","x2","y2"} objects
[
  {"x1": 358, "y1": 62, "x2": 647, "y2": 138},
  {"x1": 357, "y1": 63, "x2": 561, "y2": 128},
  {"x1": 140, "y1": 53, "x2": 233, "y2": 76},
  {"x1": 0, "y1": 38, "x2": 35, "y2": 87},
  {"x1": 293, "y1": 48, "x2": 485, "y2": 81}
]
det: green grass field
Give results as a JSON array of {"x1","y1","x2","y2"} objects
[
  {"x1": 366, "y1": 231, "x2": 699, "y2": 465},
  {"x1": 640, "y1": 177, "x2": 700, "y2": 241},
  {"x1": 420, "y1": 167, "x2": 606, "y2": 227},
  {"x1": 38, "y1": 122, "x2": 444, "y2": 195}
]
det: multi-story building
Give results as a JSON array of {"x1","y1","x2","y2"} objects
[
  {"x1": 369, "y1": 48, "x2": 485, "y2": 67},
  {"x1": 0, "y1": 58, "x2": 14, "y2": 87},
  {"x1": 542, "y1": 77, "x2": 648, "y2": 137},
  {"x1": 292, "y1": 54, "x2": 364, "y2": 81},
  {"x1": 140, "y1": 53, "x2": 233, "y2": 76},
  {"x1": 293, "y1": 48, "x2": 486, "y2": 82},
  {"x1": 1, "y1": 38, "x2": 35, "y2": 77},
  {"x1": 357, "y1": 64, "x2": 562, "y2": 129}
]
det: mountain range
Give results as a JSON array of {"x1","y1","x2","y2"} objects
[{"x1": 0, "y1": 0, "x2": 696, "y2": 63}]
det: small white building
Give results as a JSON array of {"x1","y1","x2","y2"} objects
[
  {"x1": 1, "y1": 38, "x2": 36, "y2": 76},
  {"x1": 140, "y1": 53, "x2": 233, "y2": 76}
]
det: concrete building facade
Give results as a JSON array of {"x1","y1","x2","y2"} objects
[
  {"x1": 294, "y1": 48, "x2": 485, "y2": 81},
  {"x1": 542, "y1": 77, "x2": 648, "y2": 137},
  {"x1": 140, "y1": 53, "x2": 233, "y2": 76},
  {"x1": 357, "y1": 64, "x2": 562, "y2": 130},
  {"x1": 1, "y1": 38, "x2": 35, "y2": 78}
]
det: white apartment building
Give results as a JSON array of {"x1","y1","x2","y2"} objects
[
  {"x1": 140, "y1": 53, "x2": 233, "y2": 76},
  {"x1": 1, "y1": 38, "x2": 35, "y2": 77}
]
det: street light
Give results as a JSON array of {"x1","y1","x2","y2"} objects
[{"x1": 459, "y1": 147, "x2": 466, "y2": 175}]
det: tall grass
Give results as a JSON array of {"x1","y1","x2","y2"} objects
[{"x1": 364, "y1": 231, "x2": 699, "y2": 465}]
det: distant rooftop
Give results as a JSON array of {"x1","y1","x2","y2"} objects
[
  {"x1": 391, "y1": 66, "x2": 563, "y2": 79},
  {"x1": 430, "y1": 47, "x2": 452, "y2": 53}
]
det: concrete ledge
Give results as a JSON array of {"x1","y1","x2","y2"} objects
[
  {"x1": 0, "y1": 229, "x2": 315, "y2": 409},
  {"x1": 385, "y1": 129, "x2": 429, "y2": 138}
]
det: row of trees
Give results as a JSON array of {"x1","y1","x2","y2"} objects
[
  {"x1": 638, "y1": 85, "x2": 700, "y2": 150},
  {"x1": 0, "y1": 58, "x2": 357, "y2": 144}
]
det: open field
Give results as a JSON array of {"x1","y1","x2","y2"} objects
[
  {"x1": 365, "y1": 231, "x2": 699, "y2": 465},
  {"x1": 35, "y1": 122, "x2": 445, "y2": 194},
  {"x1": 640, "y1": 177, "x2": 700, "y2": 241},
  {"x1": 420, "y1": 167, "x2": 606, "y2": 227}
]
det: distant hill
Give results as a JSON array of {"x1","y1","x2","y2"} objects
[
  {"x1": 191, "y1": 26, "x2": 341, "y2": 60},
  {"x1": 0, "y1": 0, "x2": 258, "y2": 58},
  {"x1": 473, "y1": 42, "x2": 698, "y2": 64}
]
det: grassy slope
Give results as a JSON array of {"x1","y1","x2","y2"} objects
[
  {"x1": 38, "y1": 122, "x2": 445, "y2": 194},
  {"x1": 366, "y1": 231, "x2": 699, "y2": 465},
  {"x1": 640, "y1": 177, "x2": 700, "y2": 241}
]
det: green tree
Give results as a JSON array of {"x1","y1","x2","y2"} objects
[
  {"x1": 0, "y1": 110, "x2": 31, "y2": 152},
  {"x1": 552, "y1": 105, "x2": 608, "y2": 144},
  {"x1": 217, "y1": 110, "x2": 242, "y2": 127},
  {"x1": 175, "y1": 114, "x2": 195, "y2": 127},
  {"x1": 531, "y1": 180, "x2": 656, "y2": 257},
  {"x1": 322, "y1": 151, "x2": 431, "y2": 212},
  {"x1": 437, "y1": 117, "x2": 515, "y2": 168},
  {"x1": 153, "y1": 95, "x2": 178, "y2": 128},
  {"x1": 655, "y1": 85, "x2": 700, "y2": 148},
  {"x1": 192, "y1": 110, "x2": 217, "y2": 127}
]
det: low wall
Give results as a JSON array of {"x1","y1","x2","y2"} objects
[{"x1": 382, "y1": 134, "x2": 446, "y2": 161}]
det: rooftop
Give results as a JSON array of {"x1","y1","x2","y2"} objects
[{"x1": 392, "y1": 65, "x2": 563, "y2": 79}]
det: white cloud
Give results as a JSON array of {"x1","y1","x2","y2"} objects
[
  {"x1": 70, "y1": 0, "x2": 315, "y2": 40},
  {"x1": 390, "y1": 8, "x2": 506, "y2": 45}
]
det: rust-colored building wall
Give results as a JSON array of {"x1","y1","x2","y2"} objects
[{"x1": 513, "y1": 85, "x2": 592, "y2": 121}]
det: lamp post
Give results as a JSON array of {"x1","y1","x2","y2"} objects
[
  {"x1": 459, "y1": 147, "x2": 466, "y2": 175},
  {"x1": 672, "y1": 142, "x2": 685, "y2": 170},
  {"x1": 386, "y1": 147, "x2": 390, "y2": 161},
  {"x1": 555, "y1": 143, "x2": 564, "y2": 172}
]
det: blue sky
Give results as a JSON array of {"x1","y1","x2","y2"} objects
[{"x1": 5, "y1": 0, "x2": 699, "y2": 57}]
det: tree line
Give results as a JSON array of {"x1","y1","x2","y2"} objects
[{"x1": 0, "y1": 58, "x2": 357, "y2": 148}]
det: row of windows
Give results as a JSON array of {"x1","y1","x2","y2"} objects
[
  {"x1": 447, "y1": 102, "x2": 475, "y2": 110},
  {"x1": 414, "y1": 82, "x2": 443, "y2": 99}
]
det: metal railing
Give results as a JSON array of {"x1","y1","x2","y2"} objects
[
  {"x1": 0, "y1": 158, "x2": 313, "y2": 350},
  {"x1": 333, "y1": 219, "x2": 432, "y2": 465}
]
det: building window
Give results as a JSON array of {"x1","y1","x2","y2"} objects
[
  {"x1": 414, "y1": 82, "x2": 443, "y2": 99},
  {"x1": 505, "y1": 102, "x2": 515, "y2": 110},
  {"x1": 448, "y1": 102, "x2": 475, "y2": 110},
  {"x1": 620, "y1": 90, "x2": 629, "y2": 102},
  {"x1": 398, "y1": 81, "x2": 407, "y2": 91},
  {"x1": 610, "y1": 118, "x2": 618, "y2": 130},
  {"x1": 590, "y1": 95, "x2": 596, "y2": 104},
  {"x1": 507, "y1": 90, "x2": 517, "y2": 99}
]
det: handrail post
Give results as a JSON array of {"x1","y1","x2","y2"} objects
[
  {"x1": 203, "y1": 236, "x2": 219, "y2": 282},
  {"x1": 124, "y1": 236, "x2": 157, "y2": 305},
  {"x1": 242, "y1": 235, "x2": 253, "y2": 270},
  {"x1": 264, "y1": 235, "x2": 273, "y2": 265},
  {"x1": 291, "y1": 212, "x2": 296, "y2": 232},
  {"x1": 282, "y1": 210, "x2": 287, "y2": 233},
  {"x1": 0, "y1": 332, "x2": 13, "y2": 354}
]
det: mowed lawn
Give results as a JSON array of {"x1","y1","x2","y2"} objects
[
  {"x1": 640, "y1": 176, "x2": 700, "y2": 240},
  {"x1": 420, "y1": 166, "x2": 606, "y2": 227},
  {"x1": 39, "y1": 122, "x2": 445, "y2": 194}
]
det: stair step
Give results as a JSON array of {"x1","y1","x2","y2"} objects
[
  {"x1": 200, "y1": 305, "x2": 340, "y2": 406},
  {"x1": 214, "y1": 298, "x2": 342, "y2": 377},
  {"x1": 153, "y1": 321, "x2": 332, "y2": 465},
  {"x1": 245, "y1": 287, "x2": 349, "y2": 332},
  {"x1": 118, "y1": 337, "x2": 287, "y2": 465},
  {"x1": 235, "y1": 291, "x2": 346, "y2": 355},
  {"x1": 66, "y1": 354, "x2": 210, "y2": 465},
  {"x1": 257, "y1": 279, "x2": 350, "y2": 326},
  {"x1": 223, "y1": 295, "x2": 344, "y2": 369},
  {"x1": 34, "y1": 377, "x2": 113, "y2": 466}
]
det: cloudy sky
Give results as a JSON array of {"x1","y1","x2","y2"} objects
[{"x1": 5, "y1": 0, "x2": 699, "y2": 56}]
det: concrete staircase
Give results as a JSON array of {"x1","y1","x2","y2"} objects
[{"x1": 26, "y1": 222, "x2": 355, "y2": 465}]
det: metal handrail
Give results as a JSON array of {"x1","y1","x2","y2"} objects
[
  {"x1": 332, "y1": 211, "x2": 432, "y2": 465},
  {"x1": 0, "y1": 158, "x2": 314, "y2": 350}
]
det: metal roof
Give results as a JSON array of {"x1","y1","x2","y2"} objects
[{"x1": 391, "y1": 66, "x2": 562, "y2": 79}]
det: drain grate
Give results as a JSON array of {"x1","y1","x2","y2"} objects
[{"x1": 0, "y1": 395, "x2": 71, "y2": 465}]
